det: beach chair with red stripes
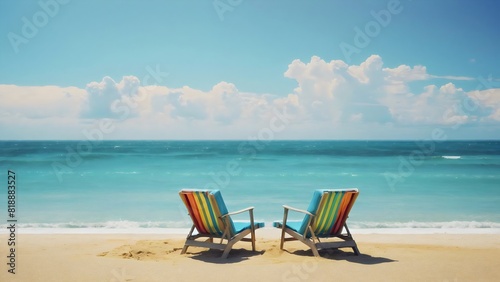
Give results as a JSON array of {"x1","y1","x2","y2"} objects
[
  {"x1": 179, "y1": 189, "x2": 264, "y2": 258},
  {"x1": 273, "y1": 189, "x2": 360, "y2": 257}
]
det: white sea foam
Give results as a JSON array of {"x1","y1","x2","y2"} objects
[
  {"x1": 351, "y1": 228, "x2": 500, "y2": 234},
  {"x1": 2, "y1": 220, "x2": 500, "y2": 234},
  {"x1": 1, "y1": 220, "x2": 189, "y2": 230},
  {"x1": 442, "y1": 155, "x2": 461, "y2": 159},
  {"x1": 11, "y1": 228, "x2": 190, "y2": 235},
  {"x1": 351, "y1": 221, "x2": 500, "y2": 229}
]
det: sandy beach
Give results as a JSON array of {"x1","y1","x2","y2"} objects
[{"x1": 2, "y1": 229, "x2": 500, "y2": 282}]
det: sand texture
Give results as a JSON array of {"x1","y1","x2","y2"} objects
[{"x1": 2, "y1": 230, "x2": 500, "y2": 281}]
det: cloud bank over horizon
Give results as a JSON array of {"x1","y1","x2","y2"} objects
[{"x1": 1, "y1": 55, "x2": 499, "y2": 140}]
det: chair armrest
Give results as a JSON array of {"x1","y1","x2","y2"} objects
[
  {"x1": 221, "y1": 207, "x2": 254, "y2": 218},
  {"x1": 283, "y1": 205, "x2": 314, "y2": 217},
  {"x1": 220, "y1": 207, "x2": 256, "y2": 233}
]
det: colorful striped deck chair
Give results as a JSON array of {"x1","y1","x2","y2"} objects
[
  {"x1": 273, "y1": 189, "x2": 360, "y2": 257},
  {"x1": 179, "y1": 189, "x2": 264, "y2": 258}
]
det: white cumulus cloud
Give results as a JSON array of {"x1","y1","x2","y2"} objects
[{"x1": 1, "y1": 55, "x2": 499, "y2": 140}]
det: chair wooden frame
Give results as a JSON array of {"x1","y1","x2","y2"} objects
[
  {"x1": 276, "y1": 189, "x2": 360, "y2": 257},
  {"x1": 179, "y1": 190, "x2": 261, "y2": 259}
]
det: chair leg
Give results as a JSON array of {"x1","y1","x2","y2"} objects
[
  {"x1": 181, "y1": 243, "x2": 189, "y2": 254},
  {"x1": 352, "y1": 245, "x2": 360, "y2": 255},
  {"x1": 280, "y1": 209, "x2": 289, "y2": 250},
  {"x1": 181, "y1": 225, "x2": 195, "y2": 255},
  {"x1": 221, "y1": 247, "x2": 231, "y2": 259},
  {"x1": 310, "y1": 244, "x2": 320, "y2": 257},
  {"x1": 221, "y1": 239, "x2": 238, "y2": 259},
  {"x1": 249, "y1": 209, "x2": 256, "y2": 251},
  {"x1": 344, "y1": 223, "x2": 360, "y2": 255},
  {"x1": 251, "y1": 229, "x2": 256, "y2": 251},
  {"x1": 280, "y1": 227, "x2": 286, "y2": 250}
]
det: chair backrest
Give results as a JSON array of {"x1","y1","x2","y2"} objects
[
  {"x1": 179, "y1": 189, "x2": 235, "y2": 236},
  {"x1": 299, "y1": 189, "x2": 359, "y2": 237}
]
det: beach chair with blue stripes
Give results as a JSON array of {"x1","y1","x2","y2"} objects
[
  {"x1": 179, "y1": 189, "x2": 264, "y2": 258},
  {"x1": 273, "y1": 189, "x2": 360, "y2": 257}
]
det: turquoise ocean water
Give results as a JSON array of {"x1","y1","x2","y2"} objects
[{"x1": 1, "y1": 140, "x2": 499, "y2": 232}]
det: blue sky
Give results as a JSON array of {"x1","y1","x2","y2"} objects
[{"x1": 1, "y1": 0, "x2": 500, "y2": 140}]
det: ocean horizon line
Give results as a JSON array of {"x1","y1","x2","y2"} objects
[{"x1": 1, "y1": 139, "x2": 500, "y2": 142}]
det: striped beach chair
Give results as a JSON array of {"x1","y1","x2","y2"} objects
[
  {"x1": 179, "y1": 189, "x2": 264, "y2": 258},
  {"x1": 273, "y1": 189, "x2": 360, "y2": 257}
]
